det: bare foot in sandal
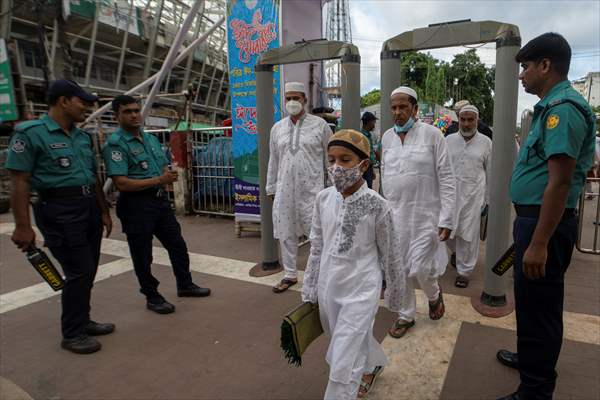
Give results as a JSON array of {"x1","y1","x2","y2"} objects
[
  {"x1": 428, "y1": 287, "x2": 445, "y2": 320},
  {"x1": 388, "y1": 319, "x2": 415, "y2": 338},
  {"x1": 357, "y1": 366, "x2": 384, "y2": 398},
  {"x1": 272, "y1": 278, "x2": 297, "y2": 293}
]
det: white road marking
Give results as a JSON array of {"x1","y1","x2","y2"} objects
[
  {"x1": 0, "y1": 258, "x2": 133, "y2": 314},
  {"x1": 1, "y1": 222, "x2": 598, "y2": 346}
]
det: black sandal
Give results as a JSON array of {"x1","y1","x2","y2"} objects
[
  {"x1": 455, "y1": 275, "x2": 469, "y2": 288},
  {"x1": 429, "y1": 286, "x2": 445, "y2": 320}
]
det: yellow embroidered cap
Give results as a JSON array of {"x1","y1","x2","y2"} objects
[{"x1": 328, "y1": 129, "x2": 370, "y2": 159}]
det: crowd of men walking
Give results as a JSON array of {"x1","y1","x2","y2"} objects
[
  {"x1": 267, "y1": 32, "x2": 597, "y2": 400},
  {"x1": 4, "y1": 31, "x2": 598, "y2": 400}
]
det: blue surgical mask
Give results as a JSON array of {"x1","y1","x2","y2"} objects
[{"x1": 394, "y1": 117, "x2": 415, "y2": 134}]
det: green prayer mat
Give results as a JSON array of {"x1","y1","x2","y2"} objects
[{"x1": 281, "y1": 302, "x2": 323, "y2": 367}]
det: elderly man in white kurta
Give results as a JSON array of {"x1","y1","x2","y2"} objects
[
  {"x1": 381, "y1": 86, "x2": 456, "y2": 338},
  {"x1": 446, "y1": 105, "x2": 492, "y2": 289},
  {"x1": 267, "y1": 82, "x2": 332, "y2": 293}
]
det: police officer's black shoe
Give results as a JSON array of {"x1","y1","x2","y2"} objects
[
  {"x1": 146, "y1": 297, "x2": 175, "y2": 314},
  {"x1": 496, "y1": 392, "x2": 521, "y2": 400},
  {"x1": 177, "y1": 283, "x2": 211, "y2": 297},
  {"x1": 496, "y1": 349, "x2": 519, "y2": 369},
  {"x1": 61, "y1": 335, "x2": 101, "y2": 354},
  {"x1": 85, "y1": 320, "x2": 116, "y2": 336}
]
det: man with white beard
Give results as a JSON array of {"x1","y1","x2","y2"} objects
[
  {"x1": 381, "y1": 86, "x2": 456, "y2": 338},
  {"x1": 267, "y1": 82, "x2": 332, "y2": 293},
  {"x1": 446, "y1": 104, "x2": 492, "y2": 288}
]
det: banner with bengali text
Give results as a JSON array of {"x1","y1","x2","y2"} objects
[{"x1": 227, "y1": 0, "x2": 281, "y2": 222}]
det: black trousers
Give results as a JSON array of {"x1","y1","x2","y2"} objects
[
  {"x1": 513, "y1": 214, "x2": 578, "y2": 400},
  {"x1": 363, "y1": 165, "x2": 375, "y2": 189},
  {"x1": 33, "y1": 196, "x2": 102, "y2": 339},
  {"x1": 116, "y1": 192, "x2": 193, "y2": 300}
]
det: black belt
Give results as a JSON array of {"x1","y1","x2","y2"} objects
[
  {"x1": 121, "y1": 187, "x2": 166, "y2": 198},
  {"x1": 38, "y1": 185, "x2": 93, "y2": 199},
  {"x1": 514, "y1": 204, "x2": 576, "y2": 220}
]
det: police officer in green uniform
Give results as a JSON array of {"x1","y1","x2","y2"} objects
[
  {"x1": 5, "y1": 79, "x2": 114, "y2": 354},
  {"x1": 102, "y1": 95, "x2": 211, "y2": 315},
  {"x1": 360, "y1": 111, "x2": 379, "y2": 189},
  {"x1": 496, "y1": 33, "x2": 596, "y2": 400}
]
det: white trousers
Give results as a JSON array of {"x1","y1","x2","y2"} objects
[
  {"x1": 324, "y1": 360, "x2": 364, "y2": 400},
  {"x1": 280, "y1": 236, "x2": 299, "y2": 280},
  {"x1": 447, "y1": 236, "x2": 479, "y2": 277},
  {"x1": 397, "y1": 272, "x2": 440, "y2": 322}
]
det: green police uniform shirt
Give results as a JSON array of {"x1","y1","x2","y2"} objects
[
  {"x1": 102, "y1": 128, "x2": 168, "y2": 179},
  {"x1": 510, "y1": 80, "x2": 596, "y2": 209},
  {"x1": 4, "y1": 115, "x2": 97, "y2": 190},
  {"x1": 360, "y1": 129, "x2": 377, "y2": 164}
]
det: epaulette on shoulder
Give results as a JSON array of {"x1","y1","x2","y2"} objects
[
  {"x1": 546, "y1": 98, "x2": 591, "y2": 120},
  {"x1": 14, "y1": 119, "x2": 44, "y2": 133}
]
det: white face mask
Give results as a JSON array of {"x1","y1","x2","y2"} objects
[
  {"x1": 327, "y1": 161, "x2": 365, "y2": 193},
  {"x1": 285, "y1": 100, "x2": 304, "y2": 116}
]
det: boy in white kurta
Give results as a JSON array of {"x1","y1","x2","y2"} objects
[
  {"x1": 267, "y1": 82, "x2": 332, "y2": 293},
  {"x1": 302, "y1": 129, "x2": 405, "y2": 400},
  {"x1": 446, "y1": 105, "x2": 492, "y2": 288}
]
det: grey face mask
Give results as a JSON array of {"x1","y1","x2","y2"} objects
[{"x1": 327, "y1": 161, "x2": 365, "y2": 192}]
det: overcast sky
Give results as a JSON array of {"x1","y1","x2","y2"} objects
[{"x1": 349, "y1": 0, "x2": 600, "y2": 117}]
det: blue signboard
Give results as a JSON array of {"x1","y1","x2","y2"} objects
[{"x1": 227, "y1": 0, "x2": 281, "y2": 221}]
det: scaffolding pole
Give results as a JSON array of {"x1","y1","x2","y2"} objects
[
  {"x1": 86, "y1": 15, "x2": 225, "y2": 123},
  {"x1": 141, "y1": 0, "x2": 205, "y2": 121},
  {"x1": 115, "y1": 0, "x2": 135, "y2": 90},
  {"x1": 142, "y1": 0, "x2": 165, "y2": 80},
  {"x1": 83, "y1": 4, "x2": 99, "y2": 87}
]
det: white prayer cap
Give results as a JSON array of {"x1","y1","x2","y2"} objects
[
  {"x1": 454, "y1": 99, "x2": 470, "y2": 111},
  {"x1": 284, "y1": 82, "x2": 306, "y2": 94},
  {"x1": 459, "y1": 104, "x2": 479, "y2": 116},
  {"x1": 391, "y1": 86, "x2": 418, "y2": 101}
]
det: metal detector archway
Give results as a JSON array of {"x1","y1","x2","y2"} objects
[
  {"x1": 254, "y1": 39, "x2": 361, "y2": 272},
  {"x1": 380, "y1": 20, "x2": 521, "y2": 316}
]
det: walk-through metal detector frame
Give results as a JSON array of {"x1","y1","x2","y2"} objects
[
  {"x1": 380, "y1": 20, "x2": 521, "y2": 316},
  {"x1": 254, "y1": 39, "x2": 361, "y2": 272}
]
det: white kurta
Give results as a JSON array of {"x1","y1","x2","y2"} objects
[
  {"x1": 446, "y1": 132, "x2": 492, "y2": 242},
  {"x1": 266, "y1": 114, "x2": 332, "y2": 239},
  {"x1": 381, "y1": 121, "x2": 456, "y2": 281},
  {"x1": 302, "y1": 184, "x2": 405, "y2": 397}
]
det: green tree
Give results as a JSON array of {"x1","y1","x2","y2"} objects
[
  {"x1": 359, "y1": 49, "x2": 495, "y2": 124},
  {"x1": 399, "y1": 51, "x2": 439, "y2": 100},
  {"x1": 449, "y1": 49, "x2": 495, "y2": 124},
  {"x1": 361, "y1": 88, "x2": 381, "y2": 108},
  {"x1": 435, "y1": 65, "x2": 446, "y2": 105}
]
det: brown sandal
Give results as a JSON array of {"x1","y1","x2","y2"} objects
[
  {"x1": 272, "y1": 278, "x2": 297, "y2": 293},
  {"x1": 388, "y1": 319, "x2": 415, "y2": 339},
  {"x1": 429, "y1": 286, "x2": 445, "y2": 320}
]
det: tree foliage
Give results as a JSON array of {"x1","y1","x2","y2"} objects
[
  {"x1": 361, "y1": 88, "x2": 381, "y2": 108},
  {"x1": 360, "y1": 49, "x2": 497, "y2": 124}
]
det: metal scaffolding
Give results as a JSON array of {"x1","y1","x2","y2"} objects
[
  {"x1": 323, "y1": 0, "x2": 352, "y2": 106},
  {"x1": 4, "y1": 0, "x2": 230, "y2": 124}
]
